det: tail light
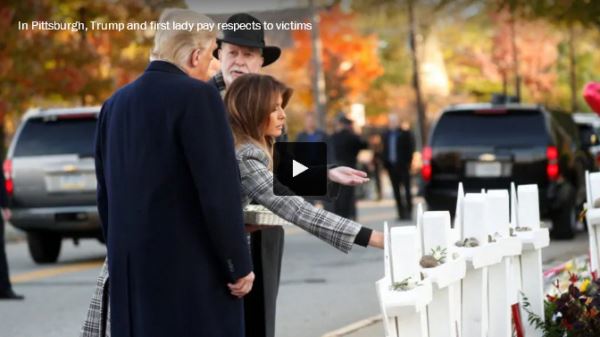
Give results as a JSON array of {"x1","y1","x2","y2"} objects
[
  {"x1": 546, "y1": 146, "x2": 559, "y2": 181},
  {"x1": 3, "y1": 159, "x2": 13, "y2": 198},
  {"x1": 596, "y1": 153, "x2": 600, "y2": 168},
  {"x1": 421, "y1": 146, "x2": 432, "y2": 182}
]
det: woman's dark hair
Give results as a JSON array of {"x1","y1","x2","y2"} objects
[{"x1": 225, "y1": 74, "x2": 293, "y2": 154}]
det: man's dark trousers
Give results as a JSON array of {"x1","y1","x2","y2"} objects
[{"x1": 385, "y1": 163, "x2": 412, "y2": 219}]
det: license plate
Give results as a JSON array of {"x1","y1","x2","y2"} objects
[
  {"x1": 46, "y1": 174, "x2": 96, "y2": 192},
  {"x1": 469, "y1": 162, "x2": 502, "y2": 177}
]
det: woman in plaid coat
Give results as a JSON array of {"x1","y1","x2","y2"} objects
[{"x1": 81, "y1": 74, "x2": 384, "y2": 337}]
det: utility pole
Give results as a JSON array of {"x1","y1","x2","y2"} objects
[
  {"x1": 309, "y1": 0, "x2": 327, "y2": 130},
  {"x1": 509, "y1": 11, "x2": 521, "y2": 102},
  {"x1": 407, "y1": 0, "x2": 426, "y2": 150},
  {"x1": 569, "y1": 24, "x2": 578, "y2": 112}
]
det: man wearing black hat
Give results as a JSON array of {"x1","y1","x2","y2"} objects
[{"x1": 208, "y1": 13, "x2": 280, "y2": 94}]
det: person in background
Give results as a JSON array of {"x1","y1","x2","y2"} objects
[
  {"x1": 296, "y1": 111, "x2": 334, "y2": 171},
  {"x1": 382, "y1": 114, "x2": 415, "y2": 220},
  {"x1": 368, "y1": 132, "x2": 384, "y2": 201},
  {"x1": 0, "y1": 170, "x2": 23, "y2": 300},
  {"x1": 329, "y1": 114, "x2": 368, "y2": 220},
  {"x1": 296, "y1": 113, "x2": 328, "y2": 143}
]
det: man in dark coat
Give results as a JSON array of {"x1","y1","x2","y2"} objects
[
  {"x1": 382, "y1": 114, "x2": 416, "y2": 220},
  {"x1": 94, "y1": 9, "x2": 253, "y2": 337},
  {"x1": 0, "y1": 170, "x2": 23, "y2": 300},
  {"x1": 329, "y1": 115, "x2": 368, "y2": 220}
]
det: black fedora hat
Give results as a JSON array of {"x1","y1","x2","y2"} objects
[{"x1": 213, "y1": 13, "x2": 281, "y2": 67}]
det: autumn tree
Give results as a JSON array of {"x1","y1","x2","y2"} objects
[
  {"x1": 0, "y1": 0, "x2": 183, "y2": 150},
  {"x1": 286, "y1": 4, "x2": 383, "y2": 119}
]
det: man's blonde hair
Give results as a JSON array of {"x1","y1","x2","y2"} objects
[{"x1": 150, "y1": 8, "x2": 216, "y2": 67}]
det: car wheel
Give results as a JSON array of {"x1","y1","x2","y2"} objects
[
  {"x1": 550, "y1": 206, "x2": 576, "y2": 240},
  {"x1": 27, "y1": 232, "x2": 62, "y2": 264}
]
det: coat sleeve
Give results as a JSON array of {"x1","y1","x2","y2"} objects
[
  {"x1": 238, "y1": 146, "x2": 361, "y2": 253},
  {"x1": 94, "y1": 102, "x2": 109, "y2": 244},
  {"x1": 178, "y1": 84, "x2": 252, "y2": 282}
]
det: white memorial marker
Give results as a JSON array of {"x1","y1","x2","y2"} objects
[
  {"x1": 377, "y1": 225, "x2": 431, "y2": 337},
  {"x1": 516, "y1": 184, "x2": 549, "y2": 337},
  {"x1": 510, "y1": 183, "x2": 524, "y2": 300},
  {"x1": 451, "y1": 182, "x2": 465, "y2": 334},
  {"x1": 453, "y1": 183, "x2": 465, "y2": 243},
  {"x1": 486, "y1": 190, "x2": 522, "y2": 337},
  {"x1": 460, "y1": 193, "x2": 502, "y2": 337},
  {"x1": 586, "y1": 171, "x2": 600, "y2": 278},
  {"x1": 421, "y1": 211, "x2": 466, "y2": 337}
]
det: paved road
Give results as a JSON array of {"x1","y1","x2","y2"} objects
[{"x1": 0, "y1": 197, "x2": 589, "y2": 337}]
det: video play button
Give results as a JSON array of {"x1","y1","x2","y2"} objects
[
  {"x1": 273, "y1": 142, "x2": 327, "y2": 196},
  {"x1": 292, "y1": 160, "x2": 308, "y2": 177}
]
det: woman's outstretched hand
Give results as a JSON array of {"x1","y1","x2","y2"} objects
[
  {"x1": 327, "y1": 166, "x2": 369, "y2": 186},
  {"x1": 368, "y1": 230, "x2": 384, "y2": 249}
]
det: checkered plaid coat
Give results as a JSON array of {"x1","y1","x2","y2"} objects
[
  {"x1": 80, "y1": 258, "x2": 109, "y2": 337},
  {"x1": 79, "y1": 142, "x2": 362, "y2": 336},
  {"x1": 236, "y1": 142, "x2": 361, "y2": 252}
]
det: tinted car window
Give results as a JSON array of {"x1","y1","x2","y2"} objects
[
  {"x1": 13, "y1": 117, "x2": 97, "y2": 157},
  {"x1": 431, "y1": 109, "x2": 549, "y2": 147},
  {"x1": 577, "y1": 124, "x2": 599, "y2": 147}
]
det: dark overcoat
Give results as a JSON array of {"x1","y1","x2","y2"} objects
[
  {"x1": 94, "y1": 60, "x2": 252, "y2": 337},
  {"x1": 381, "y1": 128, "x2": 415, "y2": 168}
]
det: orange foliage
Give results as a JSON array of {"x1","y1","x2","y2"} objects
[
  {"x1": 286, "y1": 5, "x2": 383, "y2": 114},
  {"x1": 490, "y1": 10, "x2": 559, "y2": 99}
]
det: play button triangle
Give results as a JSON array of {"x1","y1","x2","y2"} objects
[{"x1": 292, "y1": 160, "x2": 308, "y2": 178}]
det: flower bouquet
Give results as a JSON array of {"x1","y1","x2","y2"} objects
[{"x1": 524, "y1": 269, "x2": 600, "y2": 336}]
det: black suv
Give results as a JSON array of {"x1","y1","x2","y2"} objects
[{"x1": 422, "y1": 103, "x2": 586, "y2": 239}]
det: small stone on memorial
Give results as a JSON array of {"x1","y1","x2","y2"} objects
[
  {"x1": 420, "y1": 255, "x2": 440, "y2": 268},
  {"x1": 455, "y1": 237, "x2": 480, "y2": 247},
  {"x1": 466, "y1": 237, "x2": 480, "y2": 247}
]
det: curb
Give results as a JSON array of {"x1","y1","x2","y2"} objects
[{"x1": 321, "y1": 315, "x2": 382, "y2": 337}]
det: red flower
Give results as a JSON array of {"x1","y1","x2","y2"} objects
[
  {"x1": 569, "y1": 272, "x2": 579, "y2": 284},
  {"x1": 561, "y1": 319, "x2": 573, "y2": 330},
  {"x1": 547, "y1": 294, "x2": 557, "y2": 302}
]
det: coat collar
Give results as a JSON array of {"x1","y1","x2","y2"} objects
[{"x1": 145, "y1": 60, "x2": 188, "y2": 76}]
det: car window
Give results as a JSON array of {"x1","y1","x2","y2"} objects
[
  {"x1": 13, "y1": 117, "x2": 97, "y2": 157},
  {"x1": 431, "y1": 109, "x2": 549, "y2": 147},
  {"x1": 577, "y1": 124, "x2": 600, "y2": 147}
]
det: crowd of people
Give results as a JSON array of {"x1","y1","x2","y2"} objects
[{"x1": 296, "y1": 111, "x2": 416, "y2": 222}]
